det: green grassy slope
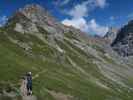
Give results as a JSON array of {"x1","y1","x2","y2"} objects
[{"x1": 0, "y1": 28, "x2": 133, "y2": 100}]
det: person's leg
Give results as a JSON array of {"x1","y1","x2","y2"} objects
[
  {"x1": 29, "y1": 85, "x2": 32, "y2": 95},
  {"x1": 27, "y1": 85, "x2": 30, "y2": 96}
]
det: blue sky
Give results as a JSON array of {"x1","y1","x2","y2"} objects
[{"x1": 0, "y1": 0, "x2": 133, "y2": 36}]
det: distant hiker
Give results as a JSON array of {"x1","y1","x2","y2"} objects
[
  {"x1": 20, "y1": 76, "x2": 27, "y2": 96},
  {"x1": 26, "y1": 72, "x2": 32, "y2": 95}
]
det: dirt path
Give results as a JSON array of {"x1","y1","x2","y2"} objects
[
  {"x1": 20, "y1": 79, "x2": 37, "y2": 100},
  {"x1": 19, "y1": 70, "x2": 47, "y2": 100},
  {"x1": 22, "y1": 95, "x2": 37, "y2": 100}
]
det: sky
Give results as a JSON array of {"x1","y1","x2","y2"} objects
[{"x1": 0, "y1": 0, "x2": 133, "y2": 36}]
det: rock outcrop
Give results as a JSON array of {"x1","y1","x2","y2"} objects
[
  {"x1": 104, "y1": 27, "x2": 118, "y2": 44},
  {"x1": 6, "y1": 4, "x2": 68, "y2": 35},
  {"x1": 111, "y1": 20, "x2": 133, "y2": 56}
]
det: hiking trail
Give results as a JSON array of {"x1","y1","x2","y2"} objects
[
  {"x1": 19, "y1": 70, "x2": 47, "y2": 100},
  {"x1": 20, "y1": 79, "x2": 37, "y2": 100}
]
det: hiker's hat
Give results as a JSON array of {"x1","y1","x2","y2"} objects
[{"x1": 28, "y1": 72, "x2": 32, "y2": 75}]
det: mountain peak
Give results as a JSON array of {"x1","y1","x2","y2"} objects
[
  {"x1": 6, "y1": 4, "x2": 67, "y2": 35},
  {"x1": 22, "y1": 4, "x2": 44, "y2": 10},
  {"x1": 19, "y1": 4, "x2": 47, "y2": 15},
  {"x1": 18, "y1": 4, "x2": 53, "y2": 23}
]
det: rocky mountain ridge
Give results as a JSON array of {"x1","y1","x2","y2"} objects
[{"x1": 111, "y1": 20, "x2": 133, "y2": 56}]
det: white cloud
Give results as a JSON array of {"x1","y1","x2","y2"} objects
[
  {"x1": 67, "y1": 0, "x2": 107, "y2": 18},
  {"x1": 109, "y1": 16, "x2": 118, "y2": 21},
  {"x1": 110, "y1": 16, "x2": 115, "y2": 20},
  {"x1": 0, "y1": 16, "x2": 8, "y2": 27},
  {"x1": 62, "y1": 0, "x2": 108, "y2": 36},
  {"x1": 96, "y1": 0, "x2": 107, "y2": 8},
  {"x1": 62, "y1": 18, "x2": 108, "y2": 36},
  {"x1": 128, "y1": 13, "x2": 133, "y2": 19},
  {"x1": 53, "y1": 0, "x2": 71, "y2": 6},
  {"x1": 68, "y1": 1, "x2": 89, "y2": 18},
  {"x1": 62, "y1": 17, "x2": 89, "y2": 32},
  {"x1": 54, "y1": 0, "x2": 107, "y2": 9},
  {"x1": 87, "y1": 19, "x2": 109, "y2": 36},
  {"x1": 61, "y1": 0, "x2": 71, "y2": 5}
]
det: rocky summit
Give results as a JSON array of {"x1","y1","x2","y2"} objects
[
  {"x1": 7, "y1": 4, "x2": 65, "y2": 34},
  {"x1": 0, "y1": 4, "x2": 133, "y2": 100}
]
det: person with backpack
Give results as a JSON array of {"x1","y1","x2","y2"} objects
[{"x1": 26, "y1": 72, "x2": 32, "y2": 95}]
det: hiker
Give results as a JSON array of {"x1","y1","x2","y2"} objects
[
  {"x1": 26, "y1": 72, "x2": 32, "y2": 95},
  {"x1": 20, "y1": 76, "x2": 27, "y2": 96}
]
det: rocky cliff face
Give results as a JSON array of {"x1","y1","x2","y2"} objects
[{"x1": 111, "y1": 20, "x2": 133, "y2": 56}]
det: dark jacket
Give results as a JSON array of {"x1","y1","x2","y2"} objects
[{"x1": 27, "y1": 74, "x2": 32, "y2": 86}]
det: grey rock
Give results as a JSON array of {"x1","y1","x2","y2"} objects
[
  {"x1": 111, "y1": 20, "x2": 133, "y2": 57},
  {"x1": 104, "y1": 27, "x2": 118, "y2": 44}
]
